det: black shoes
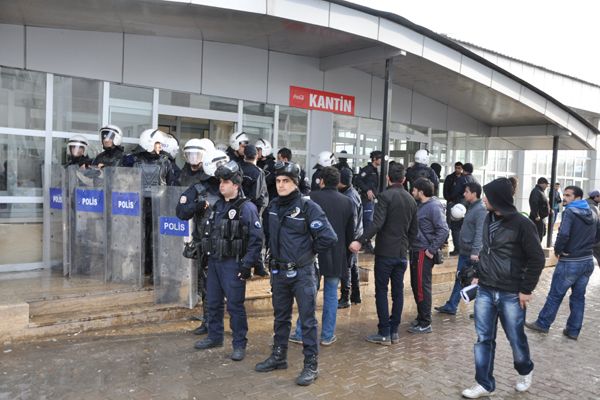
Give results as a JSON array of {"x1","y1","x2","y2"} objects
[
  {"x1": 449, "y1": 250, "x2": 459, "y2": 256},
  {"x1": 365, "y1": 333, "x2": 391, "y2": 346},
  {"x1": 192, "y1": 321, "x2": 208, "y2": 335},
  {"x1": 230, "y1": 348, "x2": 246, "y2": 361},
  {"x1": 562, "y1": 329, "x2": 578, "y2": 340},
  {"x1": 337, "y1": 297, "x2": 351, "y2": 309},
  {"x1": 350, "y1": 290, "x2": 361, "y2": 304},
  {"x1": 255, "y1": 346, "x2": 288, "y2": 372},
  {"x1": 194, "y1": 337, "x2": 223, "y2": 350},
  {"x1": 295, "y1": 355, "x2": 318, "y2": 386},
  {"x1": 525, "y1": 321, "x2": 549, "y2": 334},
  {"x1": 434, "y1": 306, "x2": 456, "y2": 315}
]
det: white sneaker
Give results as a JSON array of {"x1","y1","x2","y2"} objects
[
  {"x1": 462, "y1": 384, "x2": 494, "y2": 398},
  {"x1": 515, "y1": 371, "x2": 533, "y2": 392}
]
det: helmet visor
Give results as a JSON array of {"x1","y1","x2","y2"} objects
[
  {"x1": 68, "y1": 144, "x2": 85, "y2": 157},
  {"x1": 100, "y1": 129, "x2": 117, "y2": 141},
  {"x1": 184, "y1": 150, "x2": 203, "y2": 165}
]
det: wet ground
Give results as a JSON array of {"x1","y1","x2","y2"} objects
[{"x1": 1, "y1": 267, "x2": 599, "y2": 399}]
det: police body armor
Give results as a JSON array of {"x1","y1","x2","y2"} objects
[
  {"x1": 200, "y1": 198, "x2": 249, "y2": 260},
  {"x1": 139, "y1": 163, "x2": 163, "y2": 194}
]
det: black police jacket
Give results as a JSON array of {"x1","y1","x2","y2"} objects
[
  {"x1": 127, "y1": 146, "x2": 178, "y2": 192},
  {"x1": 226, "y1": 146, "x2": 244, "y2": 165},
  {"x1": 206, "y1": 194, "x2": 263, "y2": 269},
  {"x1": 354, "y1": 163, "x2": 379, "y2": 198},
  {"x1": 265, "y1": 190, "x2": 337, "y2": 267},
  {"x1": 310, "y1": 166, "x2": 323, "y2": 192},
  {"x1": 65, "y1": 155, "x2": 92, "y2": 168},
  {"x1": 406, "y1": 163, "x2": 439, "y2": 192},
  {"x1": 310, "y1": 188, "x2": 354, "y2": 278},
  {"x1": 91, "y1": 146, "x2": 124, "y2": 167},
  {"x1": 178, "y1": 163, "x2": 211, "y2": 188},
  {"x1": 257, "y1": 155, "x2": 275, "y2": 171},
  {"x1": 176, "y1": 176, "x2": 220, "y2": 241}
]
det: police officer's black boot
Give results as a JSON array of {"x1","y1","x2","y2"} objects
[
  {"x1": 350, "y1": 287, "x2": 362, "y2": 304},
  {"x1": 255, "y1": 346, "x2": 288, "y2": 372},
  {"x1": 192, "y1": 320, "x2": 208, "y2": 335},
  {"x1": 338, "y1": 287, "x2": 350, "y2": 309},
  {"x1": 295, "y1": 355, "x2": 318, "y2": 386}
]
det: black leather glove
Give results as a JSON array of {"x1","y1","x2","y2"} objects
[{"x1": 238, "y1": 266, "x2": 252, "y2": 280}]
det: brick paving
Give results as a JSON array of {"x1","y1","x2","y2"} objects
[{"x1": 1, "y1": 267, "x2": 599, "y2": 399}]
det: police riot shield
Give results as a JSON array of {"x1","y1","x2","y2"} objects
[
  {"x1": 48, "y1": 165, "x2": 65, "y2": 272},
  {"x1": 105, "y1": 167, "x2": 143, "y2": 286},
  {"x1": 66, "y1": 166, "x2": 106, "y2": 280},
  {"x1": 151, "y1": 186, "x2": 197, "y2": 308}
]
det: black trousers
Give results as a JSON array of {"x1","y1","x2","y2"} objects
[
  {"x1": 531, "y1": 217, "x2": 546, "y2": 242},
  {"x1": 410, "y1": 250, "x2": 434, "y2": 327},
  {"x1": 340, "y1": 253, "x2": 359, "y2": 298},
  {"x1": 272, "y1": 265, "x2": 319, "y2": 358}
]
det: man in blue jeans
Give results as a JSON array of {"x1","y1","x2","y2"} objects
[
  {"x1": 526, "y1": 185, "x2": 600, "y2": 340},
  {"x1": 350, "y1": 163, "x2": 418, "y2": 345},
  {"x1": 462, "y1": 178, "x2": 545, "y2": 399},
  {"x1": 436, "y1": 182, "x2": 486, "y2": 315}
]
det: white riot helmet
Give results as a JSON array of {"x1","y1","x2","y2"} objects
[
  {"x1": 215, "y1": 142, "x2": 228, "y2": 152},
  {"x1": 202, "y1": 149, "x2": 230, "y2": 177},
  {"x1": 317, "y1": 151, "x2": 335, "y2": 167},
  {"x1": 162, "y1": 134, "x2": 180, "y2": 158},
  {"x1": 67, "y1": 135, "x2": 89, "y2": 157},
  {"x1": 451, "y1": 203, "x2": 467, "y2": 220},
  {"x1": 99, "y1": 125, "x2": 123, "y2": 147},
  {"x1": 255, "y1": 138, "x2": 272, "y2": 157},
  {"x1": 139, "y1": 129, "x2": 168, "y2": 153},
  {"x1": 183, "y1": 138, "x2": 215, "y2": 166},
  {"x1": 414, "y1": 149, "x2": 430, "y2": 165},
  {"x1": 229, "y1": 131, "x2": 250, "y2": 151}
]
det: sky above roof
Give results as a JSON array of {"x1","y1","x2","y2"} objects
[{"x1": 348, "y1": 0, "x2": 600, "y2": 86}]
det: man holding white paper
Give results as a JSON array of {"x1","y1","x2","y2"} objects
[{"x1": 462, "y1": 178, "x2": 545, "y2": 399}]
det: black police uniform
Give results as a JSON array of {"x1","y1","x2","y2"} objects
[
  {"x1": 354, "y1": 162, "x2": 379, "y2": 248},
  {"x1": 176, "y1": 164, "x2": 220, "y2": 331},
  {"x1": 128, "y1": 146, "x2": 178, "y2": 274},
  {"x1": 310, "y1": 165, "x2": 324, "y2": 192},
  {"x1": 266, "y1": 190, "x2": 337, "y2": 359},
  {"x1": 91, "y1": 146, "x2": 124, "y2": 167},
  {"x1": 201, "y1": 192, "x2": 263, "y2": 350},
  {"x1": 64, "y1": 155, "x2": 92, "y2": 168},
  {"x1": 257, "y1": 155, "x2": 275, "y2": 171},
  {"x1": 406, "y1": 162, "x2": 439, "y2": 192},
  {"x1": 226, "y1": 146, "x2": 244, "y2": 165}
]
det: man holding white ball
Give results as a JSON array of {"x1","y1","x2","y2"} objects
[{"x1": 435, "y1": 182, "x2": 487, "y2": 315}]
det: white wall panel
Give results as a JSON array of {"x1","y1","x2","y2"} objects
[
  {"x1": 370, "y1": 76, "x2": 384, "y2": 120},
  {"x1": 0, "y1": 24, "x2": 24, "y2": 68},
  {"x1": 422, "y1": 38, "x2": 461, "y2": 73},
  {"x1": 267, "y1": 0, "x2": 329, "y2": 27},
  {"x1": 411, "y1": 91, "x2": 447, "y2": 130},
  {"x1": 324, "y1": 67, "x2": 372, "y2": 117},
  {"x1": 447, "y1": 106, "x2": 478, "y2": 134},
  {"x1": 308, "y1": 110, "x2": 334, "y2": 166},
  {"x1": 190, "y1": 0, "x2": 266, "y2": 13},
  {"x1": 267, "y1": 51, "x2": 323, "y2": 105},
  {"x1": 378, "y1": 19, "x2": 424, "y2": 56},
  {"x1": 490, "y1": 72, "x2": 521, "y2": 100},
  {"x1": 329, "y1": 4, "x2": 379, "y2": 40},
  {"x1": 26, "y1": 27, "x2": 122, "y2": 82},
  {"x1": 202, "y1": 41, "x2": 268, "y2": 102},
  {"x1": 460, "y1": 58, "x2": 493, "y2": 87},
  {"x1": 391, "y1": 84, "x2": 412, "y2": 123},
  {"x1": 123, "y1": 34, "x2": 202, "y2": 93}
]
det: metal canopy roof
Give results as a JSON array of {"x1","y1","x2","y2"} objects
[{"x1": 0, "y1": 0, "x2": 596, "y2": 151}]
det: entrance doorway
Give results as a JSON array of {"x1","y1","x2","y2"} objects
[{"x1": 158, "y1": 115, "x2": 236, "y2": 165}]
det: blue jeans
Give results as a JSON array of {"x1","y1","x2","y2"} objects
[
  {"x1": 374, "y1": 255, "x2": 407, "y2": 336},
  {"x1": 474, "y1": 285, "x2": 534, "y2": 392},
  {"x1": 294, "y1": 277, "x2": 339, "y2": 341},
  {"x1": 536, "y1": 258, "x2": 594, "y2": 337},
  {"x1": 442, "y1": 255, "x2": 471, "y2": 313}
]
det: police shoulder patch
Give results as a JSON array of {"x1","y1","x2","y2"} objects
[
  {"x1": 254, "y1": 221, "x2": 262, "y2": 229},
  {"x1": 310, "y1": 220, "x2": 324, "y2": 229},
  {"x1": 360, "y1": 172, "x2": 366, "y2": 177}
]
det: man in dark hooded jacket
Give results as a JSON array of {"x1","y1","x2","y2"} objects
[
  {"x1": 462, "y1": 177, "x2": 545, "y2": 399},
  {"x1": 526, "y1": 186, "x2": 600, "y2": 340}
]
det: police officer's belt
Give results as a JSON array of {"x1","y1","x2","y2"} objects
[{"x1": 270, "y1": 260, "x2": 298, "y2": 271}]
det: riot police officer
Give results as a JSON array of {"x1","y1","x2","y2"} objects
[
  {"x1": 256, "y1": 138, "x2": 275, "y2": 171},
  {"x1": 192, "y1": 161, "x2": 263, "y2": 362},
  {"x1": 127, "y1": 129, "x2": 178, "y2": 275},
  {"x1": 64, "y1": 135, "x2": 92, "y2": 167},
  {"x1": 354, "y1": 150, "x2": 382, "y2": 253},
  {"x1": 255, "y1": 161, "x2": 337, "y2": 386},
  {"x1": 91, "y1": 125, "x2": 124, "y2": 168},
  {"x1": 226, "y1": 131, "x2": 249, "y2": 165},
  {"x1": 177, "y1": 139, "x2": 219, "y2": 334},
  {"x1": 311, "y1": 151, "x2": 335, "y2": 191},
  {"x1": 406, "y1": 149, "x2": 439, "y2": 192}
]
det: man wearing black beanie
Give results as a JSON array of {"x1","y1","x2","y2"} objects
[{"x1": 462, "y1": 177, "x2": 545, "y2": 399}]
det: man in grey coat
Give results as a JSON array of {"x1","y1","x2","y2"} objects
[
  {"x1": 409, "y1": 178, "x2": 449, "y2": 333},
  {"x1": 436, "y1": 181, "x2": 486, "y2": 315}
]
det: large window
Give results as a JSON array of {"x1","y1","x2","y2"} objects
[
  {"x1": 160, "y1": 90, "x2": 238, "y2": 113},
  {"x1": 0, "y1": 67, "x2": 46, "y2": 130},
  {"x1": 109, "y1": 83, "x2": 153, "y2": 137},
  {"x1": 54, "y1": 75, "x2": 102, "y2": 133},
  {"x1": 243, "y1": 101, "x2": 275, "y2": 147},
  {"x1": 0, "y1": 135, "x2": 45, "y2": 197},
  {"x1": 0, "y1": 203, "x2": 43, "y2": 264},
  {"x1": 278, "y1": 106, "x2": 308, "y2": 169}
]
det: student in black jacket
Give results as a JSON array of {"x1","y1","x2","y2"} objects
[{"x1": 528, "y1": 177, "x2": 550, "y2": 242}]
